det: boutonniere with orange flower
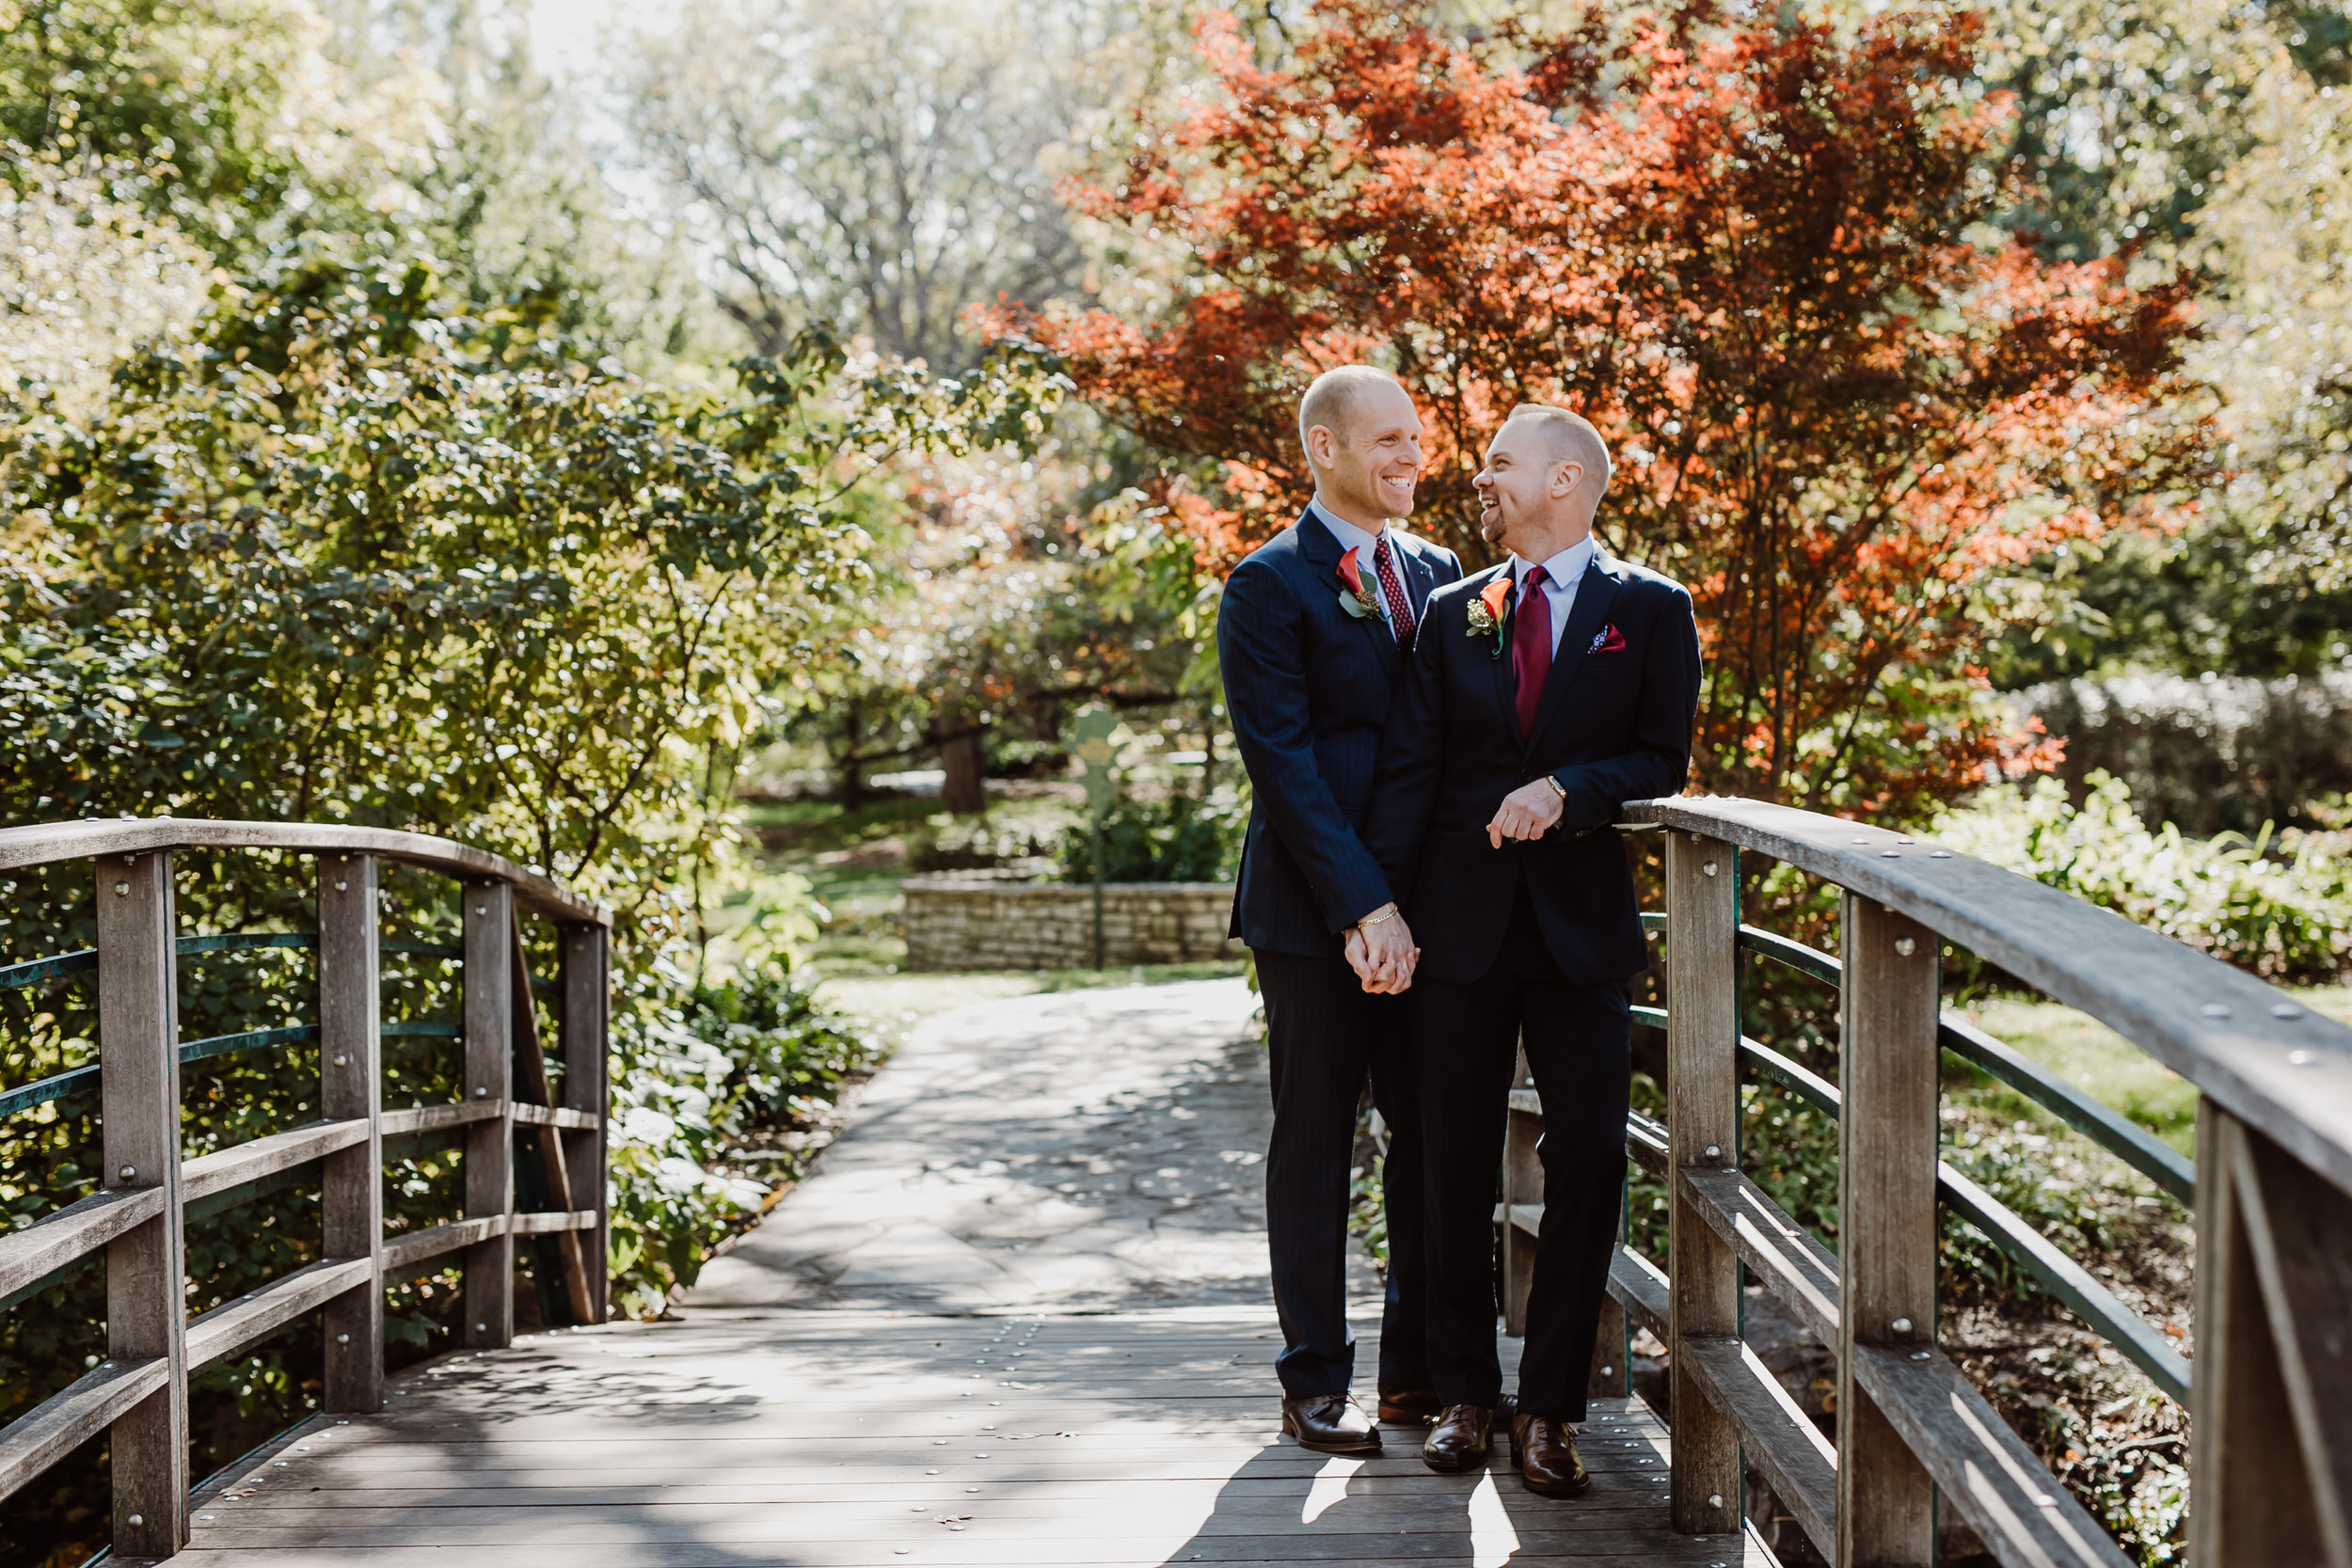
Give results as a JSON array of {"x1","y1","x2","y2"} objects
[
  {"x1": 1463, "y1": 576, "x2": 1512, "y2": 659},
  {"x1": 1335, "y1": 551, "x2": 1383, "y2": 621}
]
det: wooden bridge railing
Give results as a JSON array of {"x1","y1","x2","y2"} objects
[
  {"x1": 1493, "y1": 796, "x2": 2352, "y2": 1568},
  {"x1": 0, "y1": 819, "x2": 612, "y2": 1560}
]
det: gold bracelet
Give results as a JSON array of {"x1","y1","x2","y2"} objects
[{"x1": 1357, "y1": 908, "x2": 1397, "y2": 928}]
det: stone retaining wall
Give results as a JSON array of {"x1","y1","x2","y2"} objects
[{"x1": 899, "y1": 875, "x2": 1245, "y2": 971}]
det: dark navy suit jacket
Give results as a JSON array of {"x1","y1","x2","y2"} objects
[
  {"x1": 1361, "y1": 545, "x2": 1703, "y2": 987},
  {"x1": 1220, "y1": 508, "x2": 1463, "y2": 958}
]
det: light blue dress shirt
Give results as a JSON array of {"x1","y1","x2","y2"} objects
[
  {"x1": 1510, "y1": 535, "x2": 1596, "y2": 657},
  {"x1": 1305, "y1": 501, "x2": 1405, "y2": 641}
]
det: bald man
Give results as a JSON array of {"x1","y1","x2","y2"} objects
[
  {"x1": 1218, "y1": 366, "x2": 1461, "y2": 1451},
  {"x1": 1362, "y1": 404, "x2": 1702, "y2": 1495}
]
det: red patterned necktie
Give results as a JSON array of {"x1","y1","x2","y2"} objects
[
  {"x1": 1512, "y1": 562, "x2": 1552, "y2": 736},
  {"x1": 1373, "y1": 534, "x2": 1416, "y2": 642}
]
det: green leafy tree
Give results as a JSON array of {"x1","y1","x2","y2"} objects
[
  {"x1": 0, "y1": 0, "x2": 447, "y2": 258},
  {"x1": 617, "y1": 0, "x2": 1106, "y2": 367},
  {"x1": 803, "y1": 439, "x2": 1199, "y2": 812},
  {"x1": 0, "y1": 245, "x2": 1065, "y2": 1298}
]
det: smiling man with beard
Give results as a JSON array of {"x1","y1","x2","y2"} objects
[
  {"x1": 1362, "y1": 404, "x2": 1702, "y2": 1495},
  {"x1": 1217, "y1": 366, "x2": 1460, "y2": 1452}
]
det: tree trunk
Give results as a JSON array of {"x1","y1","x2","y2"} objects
[
  {"x1": 941, "y1": 728, "x2": 988, "y2": 816},
  {"x1": 836, "y1": 702, "x2": 868, "y2": 806}
]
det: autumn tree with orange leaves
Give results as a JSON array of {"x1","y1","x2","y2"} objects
[{"x1": 980, "y1": 0, "x2": 2215, "y2": 819}]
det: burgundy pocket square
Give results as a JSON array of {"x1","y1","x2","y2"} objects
[{"x1": 1589, "y1": 625, "x2": 1627, "y2": 654}]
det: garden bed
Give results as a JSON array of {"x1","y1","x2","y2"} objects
[{"x1": 899, "y1": 875, "x2": 1244, "y2": 970}]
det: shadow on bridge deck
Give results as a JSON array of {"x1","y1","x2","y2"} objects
[{"x1": 169, "y1": 981, "x2": 1762, "y2": 1567}]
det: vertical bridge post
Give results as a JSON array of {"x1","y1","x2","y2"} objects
[
  {"x1": 1837, "y1": 894, "x2": 1939, "y2": 1566},
  {"x1": 561, "y1": 924, "x2": 612, "y2": 1319},
  {"x1": 97, "y1": 848, "x2": 188, "y2": 1558},
  {"x1": 1665, "y1": 831, "x2": 1740, "y2": 1536},
  {"x1": 321, "y1": 853, "x2": 383, "y2": 1411},
  {"x1": 2192, "y1": 1102, "x2": 2352, "y2": 1567},
  {"x1": 464, "y1": 880, "x2": 516, "y2": 1348},
  {"x1": 1500, "y1": 1039, "x2": 1537, "y2": 1336}
]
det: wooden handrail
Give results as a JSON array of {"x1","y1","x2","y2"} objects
[
  {"x1": 1739, "y1": 912, "x2": 2200, "y2": 1201},
  {"x1": 0, "y1": 818, "x2": 609, "y2": 927},
  {"x1": 1490, "y1": 797, "x2": 2352, "y2": 1566},
  {"x1": 1622, "y1": 796, "x2": 2352, "y2": 1198},
  {"x1": 0, "y1": 824, "x2": 612, "y2": 1559},
  {"x1": 1638, "y1": 985, "x2": 2194, "y2": 1397}
]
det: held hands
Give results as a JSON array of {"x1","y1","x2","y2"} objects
[
  {"x1": 1344, "y1": 903, "x2": 1420, "y2": 993},
  {"x1": 1487, "y1": 777, "x2": 1566, "y2": 847}
]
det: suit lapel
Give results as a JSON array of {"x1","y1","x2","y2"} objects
[
  {"x1": 1397, "y1": 537, "x2": 1438, "y2": 623},
  {"x1": 1476, "y1": 563, "x2": 1523, "y2": 749},
  {"x1": 1299, "y1": 505, "x2": 1401, "y2": 678},
  {"x1": 1527, "y1": 550, "x2": 1625, "y2": 746},
  {"x1": 1295, "y1": 506, "x2": 1343, "y2": 570}
]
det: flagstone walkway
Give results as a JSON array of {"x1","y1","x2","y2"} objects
[{"x1": 171, "y1": 979, "x2": 1764, "y2": 1566}]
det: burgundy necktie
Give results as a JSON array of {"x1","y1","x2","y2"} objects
[
  {"x1": 1373, "y1": 535, "x2": 1416, "y2": 642},
  {"x1": 1512, "y1": 563, "x2": 1551, "y2": 736}
]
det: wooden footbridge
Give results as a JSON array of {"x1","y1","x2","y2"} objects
[{"x1": 2, "y1": 802, "x2": 2349, "y2": 1566}]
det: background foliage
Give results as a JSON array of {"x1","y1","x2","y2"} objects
[
  {"x1": 8, "y1": 0, "x2": 2352, "y2": 1561},
  {"x1": 986, "y1": 0, "x2": 2215, "y2": 819}
]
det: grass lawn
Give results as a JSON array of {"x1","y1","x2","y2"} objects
[
  {"x1": 1950, "y1": 996, "x2": 2203, "y2": 1153},
  {"x1": 1947, "y1": 982, "x2": 2352, "y2": 1156},
  {"x1": 725, "y1": 787, "x2": 1088, "y2": 977}
]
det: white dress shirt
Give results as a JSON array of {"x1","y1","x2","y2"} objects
[
  {"x1": 1511, "y1": 535, "x2": 1596, "y2": 657},
  {"x1": 1306, "y1": 501, "x2": 1406, "y2": 641}
]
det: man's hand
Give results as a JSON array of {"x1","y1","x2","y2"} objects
[
  {"x1": 1487, "y1": 778, "x2": 1566, "y2": 847},
  {"x1": 1346, "y1": 903, "x2": 1421, "y2": 992}
]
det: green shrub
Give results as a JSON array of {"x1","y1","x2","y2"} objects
[
  {"x1": 1054, "y1": 789, "x2": 1244, "y2": 883},
  {"x1": 2016, "y1": 673, "x2": 2352, "y2": 836},
  {"x1": 603, "y1": 965, "x2": 877, "y2": 1318},
  {"x1": 691, "y1": 968, "x2": 874, "y2": 1133},
  {"x1": 910, "y1": 816, "x2": 1057, "y2": 872},
  {"x1": 1933, "y1": 771, "x2": 2352, "y2": 981}
]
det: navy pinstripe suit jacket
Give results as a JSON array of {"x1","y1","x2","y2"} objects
[{"x1": 1218, "y1": 508, "x2": 1463, "y2": 958}]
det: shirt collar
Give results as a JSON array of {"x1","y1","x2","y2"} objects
[
  {"x1": 1514, "y1": 533, "x2": 1595, "y2": 590},
  {"x1": 1307, "y1": 499, "x2": 1387, "y2": 562}
]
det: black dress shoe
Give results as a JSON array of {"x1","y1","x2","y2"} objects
[
  {"x1": 1280, "y1": 1393, "x2": 1381, "y2": 1453},
  {"x1": 1421, "y1": 1403, "x2": 1495, "y2": 1472},
  {"x1": 1377, "y1": 1386, "x2": 1442, "y2": 1423},
  {"x1": 1509, "y1": 1411, "x2": 1593, "y2": 1497}
]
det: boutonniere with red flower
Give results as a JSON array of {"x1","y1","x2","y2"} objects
[
  {"x1": 1335, "y1": 551, "x2": 1383, "y2": 621},
  {"x1": 1588, "y1": 624, "x2": 1627, "y2": 655},
  {"x1": 1464, "y1": 576, "x2": 1512, "y2": 659}
]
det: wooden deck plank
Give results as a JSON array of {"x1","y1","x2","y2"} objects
[
  {"x1": 178, "y1": 985, "x2": 1761, "y2": 1566},
  {"x1": 174, "y1": 1551, "x2": 1750, "y2": 1560},
  {"x1": 181, "y1": 1316, "x2": 1747, "y2": 1566},
  {"x1": 199, "y1": 1487, "x2": 1681, "y2": 1512}
]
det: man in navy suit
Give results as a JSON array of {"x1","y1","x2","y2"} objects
[
  {"x1": 1218, "y1": 366, "x2": 1462, "y2": 1452},
  {"x1": 1364, "y1": 404, "x2": 1702, "y2": 1494}
]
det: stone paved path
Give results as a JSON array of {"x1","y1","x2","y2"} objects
[{"x1": 691, "y1": 978, "x2": 1378, "y2": 1313}]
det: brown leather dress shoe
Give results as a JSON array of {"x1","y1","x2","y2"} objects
[
  {"x1": 1377, "y1": 1386, "x2": 1442, "y2": 1423},
  {"x1": 1421, "y1": 1403, "x2": 1495, "y2": 1472},
  {"x1": 1509, "y1": 1411, "x2": 1593, "y2": 1497},
  {"x1": 1280, "y1": 1393, "x2": 1381, "y2": 1453}
]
